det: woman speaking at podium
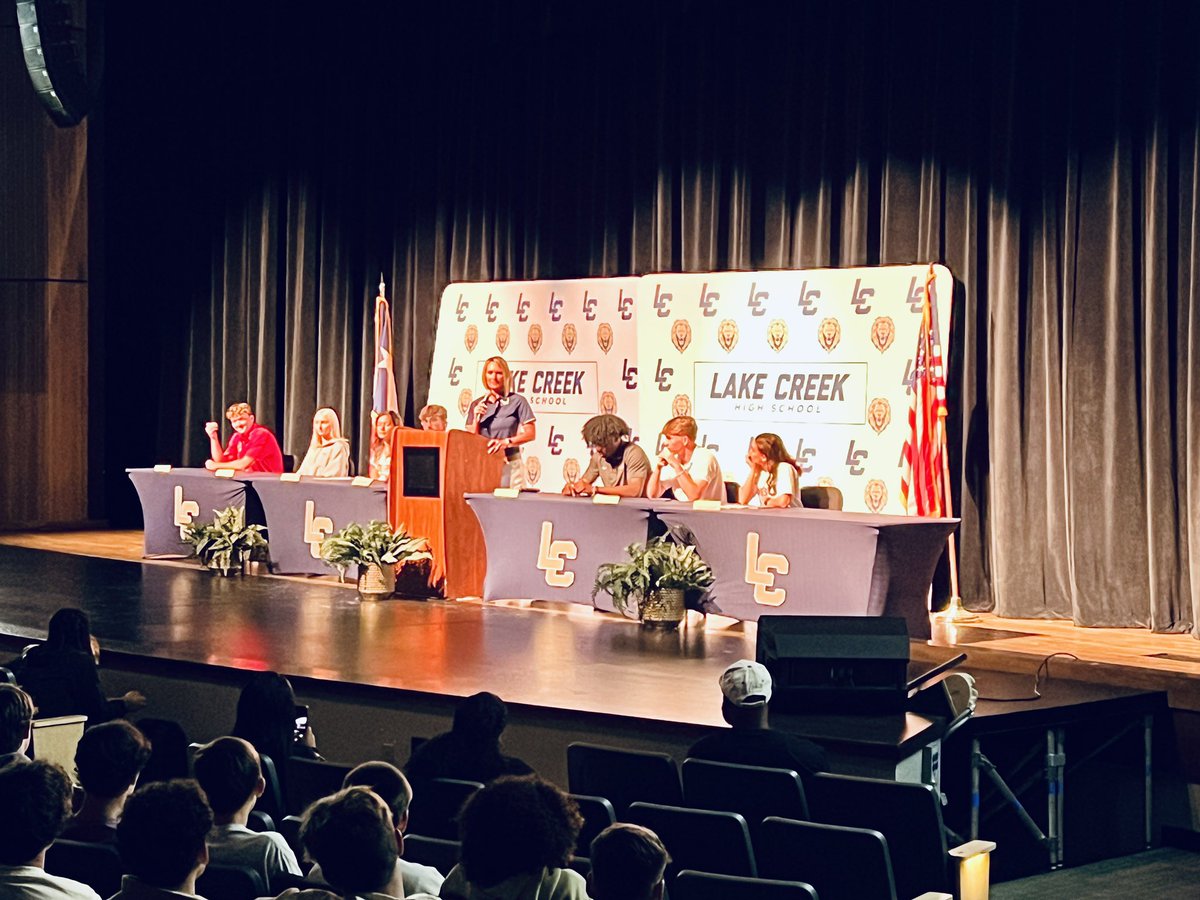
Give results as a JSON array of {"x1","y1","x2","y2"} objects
[{"x1": 465, "y1": 356, "x2": 537, "y2": 489}]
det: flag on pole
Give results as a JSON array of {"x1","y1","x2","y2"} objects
[
  {"x1": 372, "y1": 275, "x2": 400, "y2": 418},
  {"x1": 900, "y1": 264, "x2": 948, "y2": 517}
]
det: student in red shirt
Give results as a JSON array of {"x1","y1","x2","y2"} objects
[{"x1": 204, "y1": 401, "x2": 285, "y2": 473}]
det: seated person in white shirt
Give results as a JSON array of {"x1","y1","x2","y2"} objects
[
  {"x1": 112, "y1": 780, "x2": 212, "y2": 900},
  {"x1": 0, "y1": 759, "x2": 101, "y2": 899},
  {"x1": 297, "y1": 407, "x2": 351, "y2": 478},
  {"x1": 192, "y1": 737, "x2": 302, "y2": 891},
  {"x1": 308, "y1": 761, "x2": 444, "y2": 898},
  {"x1": 737, "y1": 433, "x2": 803, "y2": 508},
  {"x1": 645, "y1": 415, "x2": 724, "y2": 502}
]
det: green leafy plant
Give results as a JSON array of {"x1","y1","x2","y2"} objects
[
  {"x1": 183, "y1": 506, "x2": 268, "y2": 573},
  {"x1": 592, "y1": 536, "x2": 714, "y2": 618},
  {"x1": 320, "y1": 520, "x2": 431, "y2": 581}
]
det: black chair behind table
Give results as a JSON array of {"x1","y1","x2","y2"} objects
[
  {"x1": 196, "y1": 863, "x2": 268, "y2": 900},
  {"x1": 566, "y1": 742, "x2": 682, "y2": 819},
  {"x1": 404, "y1": 835, "x2": 461, "y2": 877},
  {"x1": 406, "y1": 777, "x2": 484, "y2": 839},
  {"x1": 280, "y1": 814, "x2": 305, "y2": 859},
  {"x1": 724, "y1": 480, "x2": 739, "y2": 503},
  {"x1": 287, "y1": 756, "x2": 353, "y2": 815},
  {"x1": 45, "y1": 839, "x2": 124, "y2": 898},
  {"x1": 800, "y1": 485, "x2": 843, "y2": 510},
  {"x1": 568, "y1": 793, "x2": 617, "y2": 853},
  {"x1": 627, "y1": 802, "x2": 757, "y2": 880},
  {"x1": 674, "y1": 870, "x2": 819, "y2": 900},
  {"x1": 681, "y1": 758, "x2": 810, "y2": 828},
  {"x1": 806, "y1": 772, "x2": 951, "y2": 900},
  {"x1": 756, "y1": 817, "x2": 897, "y2": 900}
]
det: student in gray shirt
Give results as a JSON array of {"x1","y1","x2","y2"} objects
[{"x1": 563, "y1": 415, "x2": 651, "y2": 498}]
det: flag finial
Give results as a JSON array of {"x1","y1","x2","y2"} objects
[{"x1": 378, "y1": 273, "x2": 386, "y2": 298}]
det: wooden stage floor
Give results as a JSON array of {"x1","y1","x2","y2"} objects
[{"x1": 2, "y1": 530, "x2": 1200, "y2": 717}]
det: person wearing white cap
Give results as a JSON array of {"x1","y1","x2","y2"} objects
[{"x1": 686, "y1": 659, "x2": 827, "y2": 780}]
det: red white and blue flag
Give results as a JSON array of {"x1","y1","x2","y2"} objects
[
  {"x1": 900, "y1": 264, "x2": 947, "y2": 517},
  {"x1": 372, "y1": 276, "x2": 400, "y2": 419}
]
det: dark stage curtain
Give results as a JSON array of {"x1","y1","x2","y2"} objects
[{"x1": 100, "y1": 1, "x2": 1200, "y2": 634}]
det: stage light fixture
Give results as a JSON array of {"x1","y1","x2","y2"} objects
[{"x1": 15, "y1": 0, "x2": 89, "y2": 127}]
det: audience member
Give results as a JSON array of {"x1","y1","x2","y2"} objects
[
  {"x1": 687, "y1": 659, "x2": 827, "y2": 779},
  {"x1": 644, "y1": 415, "x2": 724, "y2": 501},
  {"x1": 113, "y1": 779, "x2": 212, "y2": 899},
  {"x1": 308, "y1": 761, "x2": 443, "y2": 897},
  {"x1": 193, "y1": 737, "x2": 302, "y2": 889},
  {"x1": 134, "y1": 718, "x2": 191, "y2": 784},
  {"x1": 297, "y1": 407, "x2": 351, "y2": 478},
  {"x1": 300, "y1": 786, "x2": 407, "y2": 899},
  {"x1": 562, "y1": 414, "x2": 651, "y2": 498},
  {"x1": 588, "y1": 823, "x2": 669, "y2": 900},
  {"x1": 0, "y1": 682, "x2": 34, "y2": 767},
  {"x1": 7, "y1": 608, "x2": 147, "y2": 724},
  {"x1": 62, "y1": 720, "x2": 152, "y2": 843},
  {"x1": 231, "y1": 671, "x2": 320, "y2": 798},
  {"x1": 405, "y1": 692, "x2": 532, "y2": 784},
  {"x1": 440, "y1": 775, "x2": 587, "y2": 900},
  {"x1": 0, "y1": 759, "x2": 102, "y2": 899},
  {"x1": 205, "y1": 400, "x2": 285, "y2": 473}
]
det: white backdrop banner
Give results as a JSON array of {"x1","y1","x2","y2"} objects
[{"x1": 427, "y1": 265, "x2": 952, "y2": 509}]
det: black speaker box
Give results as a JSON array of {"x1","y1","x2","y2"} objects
[{"x1": 756, "y1": 615, "x2": 910, "y2": 714}]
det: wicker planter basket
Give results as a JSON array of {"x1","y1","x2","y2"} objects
[
  {"x1": 640, "y1": 588, "x2": 686, "y2": 629},
  {"x1": 356, "y1": 562, "x2": 396, "y2": 600}
]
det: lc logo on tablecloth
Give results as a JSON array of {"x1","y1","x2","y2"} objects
[
  {"x1": 304, "y1": 501, "x2": 333, "y2": 559},
  {"x1": 536, "y1": 521, "x2": 577, "y2": 587},
  {"x1": 173, "y1": 486, "x2": 200, "y2": 540},
  {"x1": 744, "y1": 532, "x2": 789, "y2": 606}
]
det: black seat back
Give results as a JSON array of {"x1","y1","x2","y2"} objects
[
  {"x1": 407, "y1": 777, "x2": 483, "y2": 839},
  {"x1": 404, "y1": 834, "x2": 461, "y2": 876},
  {"x1": 567, "y1": 742, "x2": 681, "y2": 819},
  {"x1": 628, "y1": 801, "x2": 756, "y2": 880},
  {"x1": 674, "y1": 870, "x2": 819, "y2": 900},
  {"x1": 568, "y1": 793, "x2": 617, "y2": 854},
  {"x1": 757, "y1": 817, "x2": 896, "y2": 900},
  {"x1": 46, "y1": 839, "x2": 123, "y2": 897},
  {"x1": 196, "y1": 862, "x2": 267, "y2": 900},
  {"x1": 682, "y1": 758, "x2": 809, "y2": 828},
  {"x1": 287, "y1": 756, "x2": 353, "y2": 815}
]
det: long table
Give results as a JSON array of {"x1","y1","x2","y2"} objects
[
  {"x1": 127, "y1": 468, "x2": 250, "y2": 557},
  {"x1": 466, "y1": 493, "x2": 957, "y2": 633}
]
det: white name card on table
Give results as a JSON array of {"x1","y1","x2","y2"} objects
[
  {"x1": 493, "y1": 487, "x2": 520, "y2": 498},
  {"x1": 214, "y1": 468, "x2": 236, "y2": 479},
  {"x1": 279, "y1": 473, "x2": 301, "y2": 483},
  {"x1": 692, "y1": 499, "x2": 723, "y2": 511},
  {"x1": 153, "y1": 464, "x2": 173, "y2": 473},
  {"x1": 351, "y1": 476, "x2": 374, "y2": 487},
  {"x1": 592, "y1": 493, "x2": 620, "y2": 505}
]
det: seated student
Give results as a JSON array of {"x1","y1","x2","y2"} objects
[
  {"x1": 737, "y1": 433, "x2": 803, "y2": 508},
  {"x1": 309, "y1": 762, "x2": 443, "y2": 898},
  {"x1": 112, "y1": 779, "x2": 212, "y2": 900},
  {"x1": 0, "y1": 759, "x2": 102, "y2": 899},
  {"x1": 369, "y1": 412, "x2": 402, "y2": 481},
  {"x1": 644, "y1": 416, "x2": 724, "y2": 502},
  {"x1": 562, "y1": 414, "x2": 651, "y2": 498},
  {"x1": 0, "y1": 683, "x2": 34, "y2": 768},
  {"x1": 204, "y1": 401, "x2": 285, "y2": 473},
  {"x1": 297, "y1": 407, "x2": 351, "y2": 478},
  {"x1": 440, "y1": 775, "x2": 588, "y2": 900},
  {"x1": 193, "y1": 737, "x2": 302, "y2": 889},
  {"x1": 418, "y1": 404, "x2": 448, "y2": 432},
  {"x1": 405, "y1": 692, "x2": 532, "y2": 784},
  {"x1": 589, "y1": 823, "x2": 670, "y2": 900},
  {"x1": 62, "y1": 720, "x2": 153, "y2": 843}
]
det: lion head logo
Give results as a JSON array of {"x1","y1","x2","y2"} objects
[
  {"x1": 562, "y1": 457, "x2": 581, "y2": 484},
  {"x1": 596, "y1": 322, "x2": 614, "y2": 355},
  {"x1": 817, "y1": 476, "x2": 835, "y2": 487},
  {"x1": 864, "y1": 478, "x2": 888, "y2": 513},
  {"x1": 457, "y1": 389, "x2": 473, "y2": 418},
  {"x1": 525, "y1": 455, "x2": 541, "y2": 486},
  {"x1": 766, "y1": 318, "x2": 788, "y2": 353},
  {"x1": 671, "y1": 394, "x2": 692, "y2": 418},
  {"x1": 717, "y1": 318, "x2": 739, "y2": 353},
  {"x1": 527, "y1": 324, "x2": 543, "y2": 354},
  {"x1": 867, "y1": 397, "x2": 891, "y2": 434},
  {"x1": 464, "y1": 324, "x2": 479, "y2": 353},
  {"x1": 671, "y1": 319, "x2": 692, "y2": 354},
  {"x1": 870, "y1": 316, "x2": 895, "y2": 353},
  {"x1": 600, "y1": 391, "x2": 617, "y2": 415},
  {"x1": 495, "y1": 324, "x2": 510, "y2": 353},
  {"x1": 818, "y1": 317, "x2": 841, "y2": 353},
  {"x1": 562, "y1": 323, "x2": 578, "y2": 354}
]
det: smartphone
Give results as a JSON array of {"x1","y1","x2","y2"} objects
[{"x1": 293, "y1": 704, "x2": 309, "y2": 742}]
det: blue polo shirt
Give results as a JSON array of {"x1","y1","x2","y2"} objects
[{"x1": 466, "y1": 392, "x2": 536, "y2": 458}]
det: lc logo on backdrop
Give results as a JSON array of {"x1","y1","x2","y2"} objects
[{"x1": 537, "y1": 521, "x2": 577, "y2": 587}]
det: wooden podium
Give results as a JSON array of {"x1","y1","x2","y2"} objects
[{"x1": 387, "y1": 428, "x2": 505, "y2": 598}]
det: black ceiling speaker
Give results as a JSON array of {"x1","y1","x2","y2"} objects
[{"x1": 16, "y1": 0, "x2": 89, "y2": 127}]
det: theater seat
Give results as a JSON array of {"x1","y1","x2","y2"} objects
[
  {"x1": 681, "y1": 758, "x2": 810, "y2": 828},
  {"x1": 674, "y1": 870, "x2": 818, "y2": 900},
  {"x1": 567, "y1": 742, "x2": 682, "y2": 819},
  {"x1": 757, "y1": 817, "x2": 896, "y2": 900},
  {"x1": 404, "y1": 834, "x2": 461, "y2": 876},
  {"x1": 45, "y1": 839, "x2": 123, "y2": 897},
  {"x1": 627, "y1": 802, "x2": 757, "y2": 880},
  {"x1": 196, "y1": 862, "x2": 267, "y2": 900},
  {"x1": 406, "y1": 777, "x2": 483, "y2": 839}
]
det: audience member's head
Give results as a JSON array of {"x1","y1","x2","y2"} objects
[
  {"x1": 45, "y1": 607, "x2": 92, "y2": 654},
  {"x1": 117, "y1": 780, "x2": 213, "y2": 890},
  {"x1": 232, "y1": 670, "x2": 299, "y2": 765},
  {"x1": 301, "y1": 786, "x2": 398, "y2": 895},
  {"x1": 0, "y1": 683, "x2": 35, "y2": 756},
  {"x1": 418, "y1": 404, "x2": 448, "y2": 432},
  {"x1": 75, "y1": 720, "x2": 152, "y2": 799},
  {"x1": 589, "y1": 823, "x2": 670, "y2": 900},
  {"x1": 457, "y1": 775, "x2": 582, "y2": 889},
  {"x1": 719, "y1": 658, "x2": 773, "y2": 727},
  {"x1": 192, "y1": 736, "x2": 264, "y2": 817},
  {"x1": 452, "y1": 691, "x2": 508, "y2": 742},
  {"x1": 134, "y1": 718, "x2": 190, "y2": 784},
  {"x1": 343, "y1": 760, "x2": 412, "y2": 831},
  {"x1": 0, "y1": 759, "x2": 74, "y2": 865}
]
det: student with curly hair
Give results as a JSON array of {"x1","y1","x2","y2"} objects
[
  {"x1": 562, "y1": 414, "x2": 651, "y2": 498},
  {"x1": 441, "y1": 775, "x2": 587, "y2": 900}
]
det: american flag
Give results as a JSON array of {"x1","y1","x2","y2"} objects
[
  {"x1": 372, "y1": 276, "x2": 400, "y2": 418},
  {"x1": 900, "y1": 264, "x2": 947, "y2": 517}
]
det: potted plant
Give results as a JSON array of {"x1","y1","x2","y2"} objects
[
  {"x1": 592, "y1": 536, "x2": 714, "y2": 629},
  {"x1": 320, "y1": 520, "x2": 432, "y2": 600},
  {"x1": 183, "y1": 506, "x2": 268, "y2": 576}
]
